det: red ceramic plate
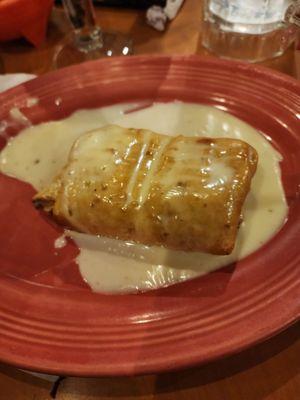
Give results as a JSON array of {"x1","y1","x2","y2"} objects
[{"x1": 0, "y1": 55, "x2": 299, "y2": 376}]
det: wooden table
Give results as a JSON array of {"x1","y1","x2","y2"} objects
[{"x1": 0, "y1": 1, "x2": 299, "y2": 399}]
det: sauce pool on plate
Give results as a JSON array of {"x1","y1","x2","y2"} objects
[{"x1": 0, "y1": 102, "x2": 288, "y2": 293}]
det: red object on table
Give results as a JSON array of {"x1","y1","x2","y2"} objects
[{"x1": 0, "y1": 0, "x2": 54, "y2": 47}]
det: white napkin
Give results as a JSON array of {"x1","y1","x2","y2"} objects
[
  {"x1": 146, "y1": 0, "x2": 185, "y2": 31},
  {"x1": 0, "y1": 73, "x2": 36, "y2": 93}
]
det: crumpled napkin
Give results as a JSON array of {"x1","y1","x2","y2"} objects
[{"x1": 146, "y1": 0, "x2": 185, "y2": 31}]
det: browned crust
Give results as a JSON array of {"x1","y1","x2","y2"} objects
[{"x1": 33, "y1": 127, "x2": 258, "y2": 255}]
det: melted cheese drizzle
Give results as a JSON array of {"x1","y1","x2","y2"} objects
[
  {"x1": 138, "y1": 135, "x2": 171, "y2": 206},
  {"x1": 125, "y1": 131, "x2": 151, "y2": 207},
  {"x1": 0, "y1": 102, "x2": 288, "y2": 293}
]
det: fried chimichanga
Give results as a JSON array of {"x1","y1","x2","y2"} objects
[{"x1": 33, "y1": 125, "x2": 258, "y2": 255}]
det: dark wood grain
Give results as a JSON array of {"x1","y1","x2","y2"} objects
[{"x1": 0, "y1": 1, "x2": 299, "y2": 399}]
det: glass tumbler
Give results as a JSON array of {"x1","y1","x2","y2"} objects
[{"x1": 202, "y1": 0, "x2": 300, "y2": 62}]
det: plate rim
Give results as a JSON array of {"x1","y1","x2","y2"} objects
[{"x1": 0, "y1": 54, "x2": 299, "y2": 376}]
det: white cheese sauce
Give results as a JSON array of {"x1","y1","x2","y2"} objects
[
  {"x1": 0, "y1": 102, "x2": 288, "y2": 293},
  {"x1": 9, "y1": 107, "x2": 31, "y2": 127},
  {"x1": 54, "y1": 234, "x2": 67, "y2": 249}
]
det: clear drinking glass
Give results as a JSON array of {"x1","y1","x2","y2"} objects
[
  {"x1": 53, "y1": 0, "x2": 133, "y2": 69},
  {"x1": 202, "y1": 0, "x2": 300, "y2": 62}
]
